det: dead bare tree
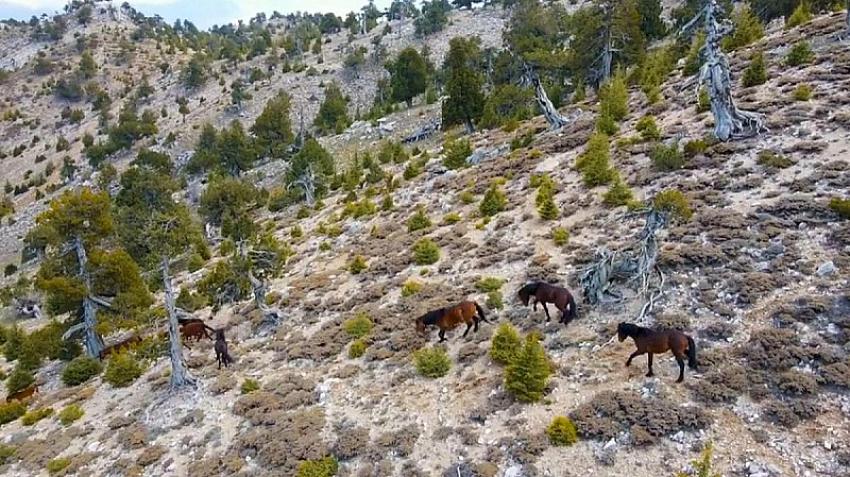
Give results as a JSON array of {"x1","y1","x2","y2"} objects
[
  {"x1": 239, "y1": 243, "x2": 286, "y2": 329},
  {"x1": 522, "y1": 64, "x2": 569, "y2": 129},
  {"x1": 61, "y1": 237, "x2": 109, "y2": 358},
  {"x1": 580, "y1": 208, "x2": 669, "y2": 323},
  {"x1": 681, "y1": 0, "x2": 766, "y2": 141},
  {"x1": 289, "y1": 164, "x2": 317, "y2": 206},
  {"x1": 162, "y1": 257, "x2": 195, "y2": 390}
]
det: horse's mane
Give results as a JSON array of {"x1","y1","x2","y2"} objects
[
  {"x1": 420, "y1": 308, "x2": 444, "y2": 325},
  {"x1": 519, "y1": 282, "x2": 540, "y2": 295},
  {"x1": 619, "y1": 322, "x2": 650, "y2": 337}
]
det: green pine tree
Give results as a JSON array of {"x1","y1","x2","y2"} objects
[
  {"x1": 504, "y1": 333, "x2": 551, "y2": 403},
  {"x1": 389, "y1": 47, "x2": 428, "y2": 107},
  {"x1": 442, "y1": 37, "x2": 485, "y2": 131}
]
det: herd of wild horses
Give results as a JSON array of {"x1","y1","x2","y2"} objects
[
  {"x1": 5, "y1": 280, "x2": 698, "y2": 403},
  {"x1": 416, "y1": 281, "x2": 698, "y2": 383}
]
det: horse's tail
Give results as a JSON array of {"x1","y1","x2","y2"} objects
[
  {"x1": 566, "y1": 293, "x2": 578, "y2": 321},
  {"x1": 474, "y1": 302, "x2": 492, "y2": 324},
  {"x1": 686, "y1": 335, "x2": 698, "y2": 370}
]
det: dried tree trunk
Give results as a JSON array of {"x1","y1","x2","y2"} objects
[
  {"x1": 75, "y1": 236, "x2": 105, "y2": 359},
  {"x1": 162, "y1": 257, "x2": 196, "y2": 390},
  {"x1": 524, "y1": 65, "x2": 569, "y2": 129},
  {"x1": 692, "y1": 0, "x2": 765, "y2": 141},
  {"x1": 846, "y1": 0, "x2": 849, "y2": 36}
]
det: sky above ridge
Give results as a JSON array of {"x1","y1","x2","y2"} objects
[{"x1": 0, "y1": 0, "x2": 393, "y2": 29}]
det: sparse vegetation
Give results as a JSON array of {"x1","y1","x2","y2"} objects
[
  {"x1": 651, "y1": 142, "x2": 685, "y2": 171},
  {"x1": 443, "y1": 138, "x2": 472, "y2": 170},
  {"x1": 343, "y1": 313, "x2": 373, "y2": 338},
  {"x1": 742, "y1": 51, "x2": 768, "y2": 87},
  {"x1": 757, "y1": 150, "x2": 794, "y2": 169},
  {"x1": 793, "y1": 84, "x2": 813, "y2": 101},
  {"x1": 61, "y1": 356, "x2": 102, "y2": 386},
  {"x1": 103, "y1": 353, "x2": 143, "y2": 388},
  {"x1": 653, "y1": 189, "x2": 693, "y2": 221},
  {"x1": 348, "y1": 339, "x2": 367, "y2": 358},
  {"x1": 829, "y1": 198, "x2": 850, "y2": 219},
  {"x1": 490, "y1": 323, "x2": 521, "y2": 365},
  {"x1": 479, "y1": 183, "x2": 507, "y2": 217},
  {"x1": 47, "y1": 457, "x2": 71, "y2": 474},
  {"x1": 551, "y1": 227, "x2": 569, "y2": 246},
  {"x1": 348, "y1": 255, "x2": 368, "y2": 274},
  {"x1": 241, "y1": 379, "x2": 260, "y2": 394},
  {"x1": 407, "y1": 207, "x2": 432, "y2": 232},
  {"x1": 21, "y1": 407, "x2": 53, "y2": 426},
  {"x1": 296, "y1": 456, "x2": 339, "y2": 477},
  {"x1": 0, "y1": 401, "x2": 25, "y2": 426},
  {"x1": 504, "y1": 333, "x2": 551, "y2": 403},
  {"x1": 401, "y1": 279, "x2": 423, "y2": 297},
  {"x1": 786, "y1": 41, "x2": 814, "y2": 67},
  {"x1": 576, "y1": 133, "x2": 615, "y2": 187},
  {"x1": 412, "y1": 238, "x2": 440, "y2": 265}
]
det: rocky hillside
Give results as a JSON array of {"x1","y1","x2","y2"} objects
[{"x1": 0, "y1": 2, "x2": 849, "y2": 477}]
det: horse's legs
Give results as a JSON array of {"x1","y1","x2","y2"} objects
[
  {"x1": 542, "y1": 303, "x2": 552, "y2": 322},
  {"x1": 462, "y1": 322, "x2": 472, "y2": 338},
  {"x1": 473, "y1": 317, "x2": 480, "y2": 332},
  {"x1": 626, "y1": 350, "x2": 644, "y2": 367},
  {"x1": 438, "y1": 329, "x2": 446, "y2": 342},
  {"x1": 532, "y1": 297, "x2": 538, "y2": 312},
  {"x1": 673, "y1": 350, "x2": 686, "y2": 382},
  {"x1": 646, "y1": 353, "x2": 654, "y2": 377}
]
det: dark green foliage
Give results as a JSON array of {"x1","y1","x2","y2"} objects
[
  {"x1": 348, "y1": 255, "x2": 368, "y2": 274},
  {"x1": 442, "y1": 37, "x2": 485, "y2": 130},
  {"x1": 742, "y1": 51, "x2": 768, "y2": 87},
  {"x1": 181, "y1": 52, "x2": 209, "y2": 89},
  {"x1": 576, "y1": 133, "x2": 615, "y2": 187},
  {"x1": 721, "y1": 5, "x2": 764, "y2": 50},
  {"x1": 314, "y1": 83, "x2": 351, "y2": 135},
  {"x1": 413, "y1": 346, "x2": 451, "y2": 378},
  {"x1": 407, "y1": 207, "x2": 432, "y2": 232},
  {"x1": 415, "y1": 0, "x2": 450, "y2": 36},
  {"x1": 389, "y1": 47, "x2": 428, "y2": 107},
  {"x1": 78, "y1": 51, "x2": 97, "y2": 79},
  {"x1": 490, "y1": 322, "x2": 521, "y2": 365},
  {"x1": 683, "y1": 139, "x2": 708, "y2": 157},
  {"x1": 505, "y1": 333, "x2": 551, "y2": 403},
  {"x1": 792, "y1": 84, "x2": 812, "y2": 101},
  {"x1": 479, "y1": 183, "x2": 507, "y2": 217},
  {"x1": 683, "y1": 32, "x2": 706, "y2": 77},
  {"x1": 785, "y1": 1, "x2": 812, "y2": 28},
  {"x1": 343, "y1": 313, "x2": 373, "y2": 338},
  {"x1": 638, "y1": 46, "x2": 676, "y2": 104},
  {"x1": 598, "y1": 72, "x2": 629, "y2": 122},
  {"x1": 785, "y1": 41, "x2": 814, "y2": 67},
  {"x1": 103, "y1": 352, "x2": 143, "y2": 388},
  {"x1": 547, "y1": 416, "x2": 579, "y2": 446},
  {"x1": 348, "y1": 339, "x2": 367, "y2": 358},
  {"x1": 6, "y1": 366, "x2": 35, "y2": 394},
  {"x1": 287, "y1": 138, "x2": 335, "y2": 203},
  {"x1": 638, "y1": 0, "x2": 666, "y2": 39},
  {"x1": 651, "y1": 142, "x2": 685, "y2": 171},
  {"x1": 442, "y1": 138, "x2": 472, "y2": 170},
  {"x1": 603, "y1": 178, "x2": 634, "y2": 207},
  {"x1": 58, "y1": 404, "x2": 83, "y2": 425},
  {"x1": 377, "y1": 141, "x2": 408, "y2": 164},
  {"x1": 412, "y1": 238, "x2": 440, "y2": 265},
  {"x1": 481, "y1": 85, "x2": 533, "y2": 129},
  {"x1": 199, "y1": 176, "x2": 261, "y2": 240},
  {"x1": 21, "y1": 407, "x2": 53, "y2": 426},
  {"x1": 697, "y1": 88, "x2": 710, "y2": 113},
  {"x1": 197, "y1": 258, "x2": 252, "y2": 307},
  {"x1": 61, "y1": 356, "x2": 102, "y2": 386},
  {"x1": 636, "y1": 116, "x2": 661, "y2": 141}
]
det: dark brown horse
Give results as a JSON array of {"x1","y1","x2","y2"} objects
[
  {"x1": 517, "y1": 282, "x2": 578, "y2": 324},
  {"x1": 181, "y1": 322, "x2": 213, "y2": 348},
  {"x1": 617, "y1": 322, "x2": 697, "y2": 383},
  {"x1": 6, "y1": 383, "x2": 38, "y2": 403},
  {"x1": 416, "y1": 300, "x2": 492, "y2": 342},
  {"x1": 213, "y1": 328, "x2": 234, "y2": 369},
  {"x1": 99, "y1": 334, "x2": 143, "y2": 360}
]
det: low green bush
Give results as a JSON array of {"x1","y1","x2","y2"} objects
[
  {"x1": 475, "y1": 277, "x2": 504, "y2": 293},
  {"x1": 0, "y1": 444, "x2": 14, "y2": 464},
  {"x1": 785, "y1": 2, "x2": 812, "y2": 29},
  {"x1": 442, "y1": 212, "x2": 461, "y2": 225},
  {"x1": 504, "y1": 334, "x2": 551, "y2": 403},
  {"x1": 296, "y1": 456, "x2": 339, "y2": 477},
  {"x1": 348, "y1": 255, "x2": 368, "y2": 274},
  {"x1": 829, "y1": 198, "x2": 850, "y2": 219},
  {"x1": 348, "y1": 339, "x2": 367, "y2": 359},
  {"x1": 407, "y1": 207, "x2": 432, "y2": 232},
  {"x1": 576, "y1": 133, "x2": 615, "y2": 187},
  {"x1": 756, "y1": 150, "x2": 794, "y2": 169},
  {"x1": 741, "y1": 52, "x2": 768, "y2": 87},
  {"x1": 61, "y1": 356, "x2": 103, "y2": 386},
  {"x1": 792, "y1": 84, "x2": 812, "y2": 101},
  {"x1": 697, "y1": 88, "x2": 710, "y2": 113},
  {"x1": 103, "y1": 352, "x2": 143, "y2": 388},
  {"x1": 412, "y1": 238, "x2": 440, "y2": 265},
  {"x1": 21, "y1": 407, "x2": 53, "y2": 426},
  {"x1": 401, "y1": 279, "x2": 423, "y2": 297},
  {"x1": 58, "y1": 404, "x2": 83, "y2": 426},
  {"x1": 343, "y1": 313, "x2": 372, "y2": 338},
  {"x1": 479, "y1": 183, "x2": 507, "y2": 217},
  {"x1": 635, "y1": 116, "x2": 661, "y2": 141},
  {"x1": 47, "y1": 457, "x2": 71, "y2": 474},
  {"x1": 552, "y1": 227, "x2": 569, "y2": 246},
  {"x1": 6, "y1": 366, "x2": 35, "y2": 394},
  {"x1": 442, "y1": 138, "x2": 472, "y2": 170},
  {"x1": 546, "y1": 415, "x2": 579, "y2": 446},
  {"x1": 653, "y1": 189, "x2": 693, "y2": 221},
  {"x1": 785, "y1": 42, "x2": 814, "y2": 67},
  {"x1": 683, "y1": 139, "x2": 708, "y2": 157},
  {"x1": 413, "y1": 347, "x2": 452, "y2": 378},
  {"x1": 240, "y1": 379, "x2": 260, "y2": 394},
  {"x1": 651, "y1": 142, "x2": 685, "y2": 171},
  {"x1": 603, "y1": 178, "x2": 634, "y2": 207},
  {"x1": 0, "y1": 401, "x2": 26, "y2": 426}
]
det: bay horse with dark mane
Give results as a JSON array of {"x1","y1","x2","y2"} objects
[
  {"x1": 517, "y1": 282, "x2": 578, "y2": 324},
  {"x1": 416, "y1": 300, "x2": 492, "y2": 342},
  {"x1": 617, "y1": 322, "x2": 697, "y2": 383},
  {"x1": 180, "y1": 321, "x2": 214, "y2": 348}
]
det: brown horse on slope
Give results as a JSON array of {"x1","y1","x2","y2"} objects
[
  {"x1": 416, "y1": 301, "x2": 493, "y2": 342},
  {"x1": 180, "y1": 322, "x2": 214, "y2": 348},
  {"x1": 617, "y1": 322, "x2": 697, "y2": 383},
  {"x1": 6, "y1": 383, "x2": 38, "y2": 403},
  {"x1": 99, "y1": 334, "x2": 143, "y2": 360},
  {"x1": 517, "y1": 282, "x2": 578, "y2": 324}
]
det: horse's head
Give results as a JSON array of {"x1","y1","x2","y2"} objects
[
  {"x1": 415, "y1": 315, "x2": 427, "y2": 335},
  {"x1": 215, "y1": 328, "x2": 225, "y2": 340},
  {"x1": 517, "y1": 285, "x2": 530, "y2": 306},
  {"x1": 616, "y1": 322, "x2": 631, "y2": 342}
]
